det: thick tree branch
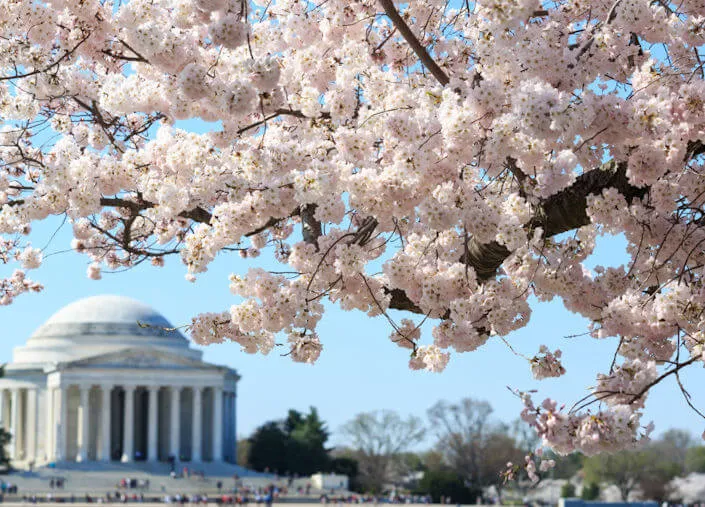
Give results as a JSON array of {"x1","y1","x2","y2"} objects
[
  {"x1": 99, "y1": 197, "x2": 297, "y2": 240},
  {"x1": 377, "y1": 0, "x2": 450, "y2": 86},
  {"x1": 388, "y1": 159, "x2": 649, "y2": 312},
  {"x1": 100, "y1": 197, "x2": 214, "y2": 224},
  {"x1": 386, "y1": 287, "x2": 423, "y2": 313},
  {"x1": 462, "y1": 160, "x2": 647, "y2": 281},
  {"x1": 300, "y1": 204, "x2": 322, "y2": 248}
]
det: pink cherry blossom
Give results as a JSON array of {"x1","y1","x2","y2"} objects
[{"x1": 2, "y1": 0, "x2": 705, "y2": 463}]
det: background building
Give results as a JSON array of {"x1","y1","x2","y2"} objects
[{"x1": 0, "y1": 295, "x2": 239, "y2": 466}]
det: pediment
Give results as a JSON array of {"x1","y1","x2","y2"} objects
[{"x1": 61, "y1": 347, "x2": 221, "y2": 371}]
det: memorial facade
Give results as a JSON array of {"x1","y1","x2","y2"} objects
[{"x1": 0, "y1": 295, "x2": 239, "y2": 465}]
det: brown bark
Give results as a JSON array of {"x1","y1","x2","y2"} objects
[{"x1": 387, "y1": 160, "x2": 648, "y2": 313}]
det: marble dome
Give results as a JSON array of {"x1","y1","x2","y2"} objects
[
  {"x1": 11, "y1": 295, "x2": 200, "y2": 367},
  {"x1": 31, "y1": 295, "x2": 183, "y2": 338}
]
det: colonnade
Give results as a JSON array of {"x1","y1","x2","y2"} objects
[
  {"x1": 0, "y1": 384, "x2": 237, "y2": 464},
  {"x1": 0, "y1": 387, "x2": 37, "y2": 462}
]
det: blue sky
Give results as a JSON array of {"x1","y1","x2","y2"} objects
[{"x1": 2, "y1": 216, "x2": 703, "y2": 451}]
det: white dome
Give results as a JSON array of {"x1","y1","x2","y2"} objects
[
  {"x1": 32, "y1": 295, "x2": 178, "y2": 337},
  {"x1": 11, "y1": 295, "x2": 200, "y2": 367}
]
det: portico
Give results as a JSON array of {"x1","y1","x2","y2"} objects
[{"x1": 0, "y1": 296, "x2": 240, "y2": 466}]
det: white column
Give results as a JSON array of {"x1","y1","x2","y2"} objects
[
  {"x1": 45, "y1": 388, "x2": 54, "y2": 462},
  {"x1": 0, "y1": 390, "x2": 6, "y2": 429},
  {"x1": 147, "y1": 386, "x2": 159, "y2": 462},
  {"x1": 229, "y1": 392, "x2": 236, "y2": 462},
  {"x1": 35, "y1": 389, "x2": 46, "y2": 463},
  {"x1": 232, "y1": 391, "x2": 237, "y2": 464},
  {"x1": 191, "y1": 387, "x2": 202, "y2": 462},
  {"x1": 229, "y1": 393, "x2": 235, "y2": 462},
  {"x1": 58, "y1": 387, "x2": 68, "y2": 462},
  {"x1": 26, "y1": 388, "x2": 37, "y2": 463},
  {"x1": 169, "y1": 386, "x2": 181, "y2": 461},
  {"x1": 1, "y1": 390, "x2": 9, "y2": 432},
  {"x1": 100, "y1": 385, "x2": 112, "y2": 461},
  {"x1": 224, "y1": 393, "x2": 231, "y2": 461},
  {"x1": 17, "y1": 390, "x2": 24, "y2": 461},
  {"x1": 212, "y1": 387, "x2": 223, "y2": 462},
  {"x1": 9, "y1": 389, "x2": 18, "y2": 460},
  {"x1": 121, "y1": 386, "x2": 135, "y2": 463},
  {"x1": 77, "y1": 386, "x2": 90, "y2": 462}
]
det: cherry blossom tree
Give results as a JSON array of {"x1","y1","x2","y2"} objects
[{"x1": 1, "y1": 0, "x2": 705, "y2": 467}]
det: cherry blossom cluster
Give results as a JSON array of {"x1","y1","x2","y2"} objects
[
  {"x1": 530, "y1": 346, "x2": 566, "y2": 380},
  {"x1": 502, "y1": 447, "x2": 556, "y2": 485},
  {"x1": 0, "y1": 270, "x2": 43, "y2": 306},
  {"x1": 519, "y1": 393, "x2": 654, "y2": 457},
  {"x1": 2, "y1": 0, "x2": 705, "y2": 457}
]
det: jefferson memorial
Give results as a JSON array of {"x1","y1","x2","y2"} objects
[{"x1": 0, "y1": 295, "x2": 239, "y2": 466}]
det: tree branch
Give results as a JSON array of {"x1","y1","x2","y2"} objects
[
  {"x1": 377, "y1": 0, "x2": 450, "y2": 86},
  {"x1": 388, "y1": 159, "x2": 649, "y2": 312},
  {"x1": 300, "y1": 204, "x2": 322, "y2": 248}
]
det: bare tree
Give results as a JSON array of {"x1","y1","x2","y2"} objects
[
  {"x1": 428, "y1": 398, "x2": 523, "y2": 491},
  {"x1": 340, "y1": 410, "x2": 425, "y2": 492},
  {"x1": 656, "y1": 429, "x2": 693, "y2": 473},
  {"x1": 428, "y1": 399, "x2": 493, "y2": 485}
]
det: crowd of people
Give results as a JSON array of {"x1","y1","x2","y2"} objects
[
  {"x1": 0, "y1": 482, "x2": 19, "y2": 495},
  {"x1": 0, "y1": 475, "x2": 438, "y2": 505},
  {"x1": 319, "y1": 494, "x2": 433, "y2": 504},
  {"x1": 118, "y1": 478, "x2": 151, "y2": 490},
  {"x1": 12, "y1": 492, "x2": 436, "y2": 505},
  {"x1": 9, "y1": 484, "x2": 283, "y2": 504}
]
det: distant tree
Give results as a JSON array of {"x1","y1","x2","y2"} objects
[
  {"x1": 427, "y1": 398, "x2": 493, "y2": 487},
  {"x1": 287, "y1": 407, "x2": 331, "y2": 475},
  {"x1": 421, "y1": 450, "x2": 446, "y2": 473},
  {"x1": 510, "y1": 418, "x2": 541, "y2": 455},
  {"x1": 247, "y1": 421, "x2": 289, "y2": 473},
  {"x1": 415, "y1": 469, "x2": 481, "y2": 504},
  {"x1": 583, "y1": 451, "x2": 645, "y2": 501},
  {"x1": 246, "y1": 407, "x2": 331, "y2": 475},
  {"x1": 582, "y1": 433, "x2": 687, "y2": 503},
  {"x1": 560, "y1": 482, "x2": 576, "y2": 498},
  {"x1": 545, "y1": 451, "x2": 584, "y2": 479},
  {"x1": 652, "y1": 429, "x2": 693, "y2": 475},
  {"x1": 581, "y1": 482, "x2": 600, "y2": 501},
  {"x1": 388, "y1": 451, "x2": 426, "y2": 487},
  {"x1": 0, "y1": 432, "x2": 9, "y2": 471},
  {"x1": 481, "y1": 430, "x2": 525, "y2": 498},
  {"x1": 330, "y1": 457, "x2": 361, "y2": 492},
  {"x1": 638, "y1": 456, "x2": 679, "y2": 502},
  {"x1": 427, "y1": 398, "x2": 523, "y2": 495},
  {"x1": 0, "y1": 366, "x2": 12, "y2": 471},
  {"x1": 284, "y1": 410, "x2": 305, "y2": 435},
  {"x1": 237, "y1": 438, "x2": 251, "y2": 467},
  {"x1": 396, "y1": 452, "x2": 425, "y2": 472},
  {"x1": 685, "y1": 446, "x2": 705, "y2": 473},
  {"x1": 330, "y1": 456, "x2": 359, "y2": 477},
  {"x1": 340, "y1": 410, "x2": 425, "y2": 492}
]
